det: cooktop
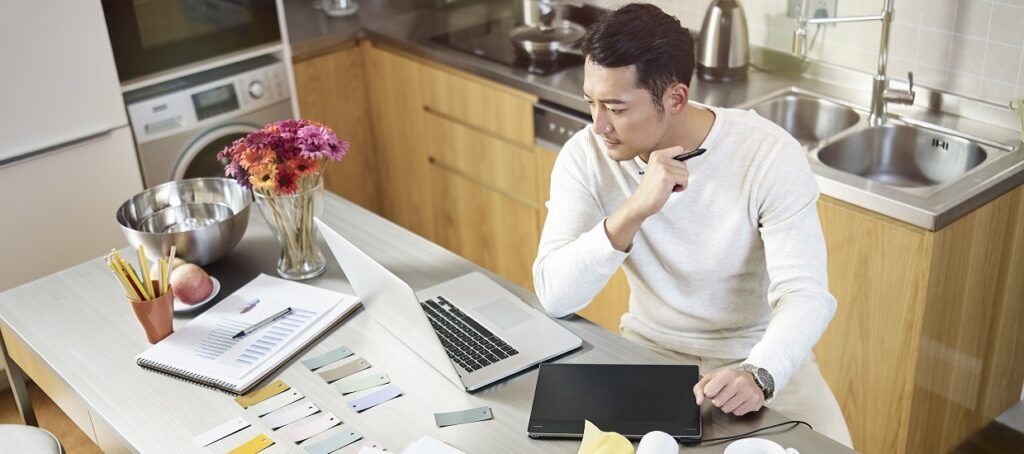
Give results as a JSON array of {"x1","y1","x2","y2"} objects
[{"x1": 429, "y1": 17, "x2": 584, "y2": 76}]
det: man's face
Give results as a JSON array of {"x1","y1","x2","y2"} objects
[{"x1": 582, "y1": 59, "x2": 668, "y2": 161}]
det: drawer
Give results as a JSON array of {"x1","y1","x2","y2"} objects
[
  {"x1": 423, "y1": 111, "x2": 537, "y2": 204},
  {"x1": 419, "y1": 64, "x2": 536, "y2": 147}
]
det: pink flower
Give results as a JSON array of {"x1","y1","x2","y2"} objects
[{"x1": 221, "y1": 119, "x2": 348, "y2": 189}]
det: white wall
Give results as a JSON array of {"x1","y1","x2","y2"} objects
[{"x1": 585, "y1": 0, "x2": 1024, "y2": 106}]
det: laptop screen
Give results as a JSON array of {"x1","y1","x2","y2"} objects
[{"x1": 528, "y1": 363, "x2": 702, "y2": 439}]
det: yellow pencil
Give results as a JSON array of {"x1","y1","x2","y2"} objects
[
  {"x1": 115, "y1": 250, "x2": 149, "y2": 300},
  {"x1": 106, "y1": 257, "x2": 134, "y2": 299},
  {"x1": 138, "y1": 245, "x2": 154, "y2": 298},
  {"x1": 107, "y1": 254, "x2": 143, "y2": 300}
]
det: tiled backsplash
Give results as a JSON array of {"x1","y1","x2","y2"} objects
[{"x1": 586, "y1": 0, "x2": 1024, "y2": 106}]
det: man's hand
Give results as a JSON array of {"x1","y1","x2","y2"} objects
[
  {"x1": 628, "y1": 147, "x2": 691, "y2": 219},
  {"x1": 693, "y1": 368, "x2": 765, "y2": 416},
  {"x1": 604, "y1": 147, "x2": 691, "y2": 251}
]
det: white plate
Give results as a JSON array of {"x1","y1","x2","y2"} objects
[{"x1": 173, "y1": 276, "x2": 221, "y2": 314}]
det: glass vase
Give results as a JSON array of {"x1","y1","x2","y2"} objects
[{"x1": 254, "y1": 178, "x2": 327, "y2": 280}]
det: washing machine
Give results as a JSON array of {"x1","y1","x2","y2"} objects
[{"x1": 125, "y1": 55, "x2": 294, "y2": 187}]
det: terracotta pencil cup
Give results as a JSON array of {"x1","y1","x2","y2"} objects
[{"x1": 130, "y1": 282, "x2": 174, "y2": 344}]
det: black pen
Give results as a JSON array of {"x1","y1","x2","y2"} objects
[
  {"x1": 639, "y1": 148, "x2": 707, "y2": 175},
  {"x1": 233, "y1": 307, "x2": 292, "y2": 340}
]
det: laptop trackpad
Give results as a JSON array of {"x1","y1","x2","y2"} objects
[{"x1": 474, "y1": 298, "x2": 532, "y2": 330}]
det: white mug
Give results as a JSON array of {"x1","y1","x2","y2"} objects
[{"x1": 723, "y1": 438, "x2": 799, "y2": 454}]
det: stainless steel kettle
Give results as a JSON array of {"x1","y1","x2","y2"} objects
[{"x1": 697, "y1": 0, "x2": 749, "y2": 82}]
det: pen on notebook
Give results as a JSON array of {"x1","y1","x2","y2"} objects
[
  {"x1": 233, "y1": 307, "x2": 292, "y2": 340},
  {"x1": 638, "y1": 148, "x2": 707, "y2": 175}
]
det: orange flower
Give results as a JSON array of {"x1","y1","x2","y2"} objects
[
  {"x1": 240, "y1": 147, "x2": 275, "y2": 169},
  {"x1": 248, "y1": 163, "x2": 278, "y2": 192},
  {"x1": 292, "y1": 157, "x2": 321, "y2": 177}
]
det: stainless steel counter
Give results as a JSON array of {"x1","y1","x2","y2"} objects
[{"x1": 282, "y1": 0, "x2": 1024, "y2": 230}]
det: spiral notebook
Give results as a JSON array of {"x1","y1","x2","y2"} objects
[{"x1": 136, "y1": 273, "x2": 361, "y2": 394}]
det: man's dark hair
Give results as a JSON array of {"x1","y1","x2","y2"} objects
[{"x1": 581, "y1": 3, "x2": 695, "y2": 115}]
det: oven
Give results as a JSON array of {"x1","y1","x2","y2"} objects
[
  {"x1": 534, "y1": 101, "x2": 592, "y2": 152},
  {"x1": 102, "y1": 0, "x2": 280, "y2": 82}
]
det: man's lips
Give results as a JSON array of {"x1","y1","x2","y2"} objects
[{"x1": 601, "y1": 138, "x2": 620, "y2": 146}]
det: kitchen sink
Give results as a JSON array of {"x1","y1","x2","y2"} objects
[
  {"x1": 747, "y1": 91, "x2": 860, "y2": 147},
  {"x1": 816, "y1": 124, "x2": 988, "y2": 188}
]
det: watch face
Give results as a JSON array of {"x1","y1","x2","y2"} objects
[
  {"x1": 755, "y1": 368, "x2": 774, "y2": 397},
  {"x1": 756, "y1": 368, "x2": 770, "y2": 383}
]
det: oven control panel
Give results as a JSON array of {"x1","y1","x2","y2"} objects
[{"x1": 534, "y1": 102, "x2": 592, "y2": 152}]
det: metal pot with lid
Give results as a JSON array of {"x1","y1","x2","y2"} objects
[{"x1": 511, "y1": 0, "x2": 586, "y2": 60}]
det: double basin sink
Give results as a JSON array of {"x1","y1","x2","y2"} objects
[{"x1": 737, "y1": 88, "x2": 1020, "y2": 229}]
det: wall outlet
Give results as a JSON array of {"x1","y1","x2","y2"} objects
[{"x1": 787, "y1": 0, "x2": 838, "y2": 21}]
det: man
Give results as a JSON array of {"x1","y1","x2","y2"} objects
[{"x1": 532, "y1": 3, "x2": 852, "y2": 447}]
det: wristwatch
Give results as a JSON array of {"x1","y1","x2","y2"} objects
[{"x1": 736, "y1": 364, "x2": 775, "y2": 400}]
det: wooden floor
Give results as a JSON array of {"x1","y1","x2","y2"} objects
[
  {"x1": 953, "y1": 400, "x2": 1024, "y2": 454},
  {"x1": 0, "y1": 382, "x2": 101, "y2": 453}
]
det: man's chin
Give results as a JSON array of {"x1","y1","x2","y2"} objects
[{"x1": 605, "y1": 145, "x2": 637, "y2": 162}]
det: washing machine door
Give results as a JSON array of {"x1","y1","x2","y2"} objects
[{"x1": 173, "y1": 123, "x2": 259, "y2": 180}]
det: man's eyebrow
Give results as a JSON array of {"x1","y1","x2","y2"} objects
[{"x1": 582, "y1": 93, "x2": 626, "y2": 105}]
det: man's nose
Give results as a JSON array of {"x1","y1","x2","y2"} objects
[{"x1": 593, "y1": 109, "x2": 614, "y2": 134}]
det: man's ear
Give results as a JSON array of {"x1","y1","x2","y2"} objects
[{"x1": 664, "y1": 82, "x2": 689, "y2": 115}]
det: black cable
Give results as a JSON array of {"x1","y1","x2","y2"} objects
[{"x1": 697, "y1": 420, "x2": 814, "y2": 446}]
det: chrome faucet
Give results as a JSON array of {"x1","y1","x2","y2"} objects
[{"x1": 793, "y1": 0, "x2": 915, "y2": 126}]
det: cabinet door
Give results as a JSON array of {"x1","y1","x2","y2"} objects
[
  {"x1": 535, "y1": 146, "x2": 630, "y2": 332},
  {"x1": 430, "y1": 162, "x2": 539, "y2": 290},
  {"x1": 362, "y1": 43, "x2": 437, "y2": 241},
  {"x1": 0, "y1": 127, "x2": 143, "y2": 291},
  {"x1": 293, "y1": 44, "x2": 381, "y2": 214},
  {"x1": 814, "y1": 196, "x2": 931, "y2": 454}
]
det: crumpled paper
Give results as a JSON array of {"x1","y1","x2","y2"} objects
[{"x1": 578, "y1": 420, "x2": 678, "y2": 454}]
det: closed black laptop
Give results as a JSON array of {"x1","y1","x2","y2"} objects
[{"x1": 527, "y1": 363, "x2": 702, "y2": 441}]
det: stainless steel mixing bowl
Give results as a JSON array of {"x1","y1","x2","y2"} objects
[{"x1": 116, "y1": 178, "x2": 252, "y2": 265}]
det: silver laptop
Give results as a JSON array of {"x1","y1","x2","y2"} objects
[{"x1": 314, "y1": 218, "x2": 582, "y2": 391}]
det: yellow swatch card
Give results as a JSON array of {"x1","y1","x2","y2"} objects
[
  {"x1": 227, "y1": 434, "x2": 274, "y2": 454},
  {"x1": 578, "y1": 420, "x2": 634, "y2": 454},
  {"x1": 235, "y1": 379, "x2": 289, "y2": 408}
]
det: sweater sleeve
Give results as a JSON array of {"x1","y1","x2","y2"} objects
[
  {"x1": 745, "y1": 137, "x2": 837, "y2": 396},
  {"x1": 532, "y1": 140, "x2": 629, "y2": 318}
]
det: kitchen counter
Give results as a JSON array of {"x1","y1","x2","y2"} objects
[
  {"x1": 282, "y1": 0, "x2": 1024, "y2": 230},
  {"x1": 0, "y1": 193, "x2": 852, "y2": 453}
]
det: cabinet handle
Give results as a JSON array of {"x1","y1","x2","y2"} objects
[{"x1": 1, "y1": 127, "x2": 114, "y2": 168}]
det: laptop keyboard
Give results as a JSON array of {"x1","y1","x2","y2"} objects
[{"x1": 421, "y1": 296, "x2": 519, "y2": 372}]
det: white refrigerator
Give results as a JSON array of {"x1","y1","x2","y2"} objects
[{"x1": 0, "y1": 1, "x2": 144, "y2": 291}]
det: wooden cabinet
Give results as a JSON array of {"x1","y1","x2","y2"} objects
[
  {"x1": 416, "y1": 60, "x2": 539, "y2": 290},
  {"x1": 814, "y1": 191, "x2": 1024, "y2": 454},
  {"x1": 293, "y1": 43, "x2": 381, "y2": 215},
  {"x1": 362, "y1": 42, "x2": 438, "y2": 242}
]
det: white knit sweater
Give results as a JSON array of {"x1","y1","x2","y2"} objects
[{"x1": 532, "y1": 105, "x2": 837, "y2": 393}]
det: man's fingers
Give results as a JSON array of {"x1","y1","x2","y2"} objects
[
  {"x1": 711, "y1": 381, "x2": 739, "y2": 407},
  {"x1": 693, "y1": 374, "x2": 713, "y2": 405},
  {"x1": 703, "y1": 373, "x2": 730, "y2": 399},
  {"x1": 720, "y1": 392, "x2": 747, "y2": 414},
  {"x1": 733, "y1": 399, "x2": 760, "y2": 416}
]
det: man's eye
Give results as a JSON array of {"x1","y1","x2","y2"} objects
[{"x1": 608, "y1": 108, "x2": 621, "y2": 114}]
